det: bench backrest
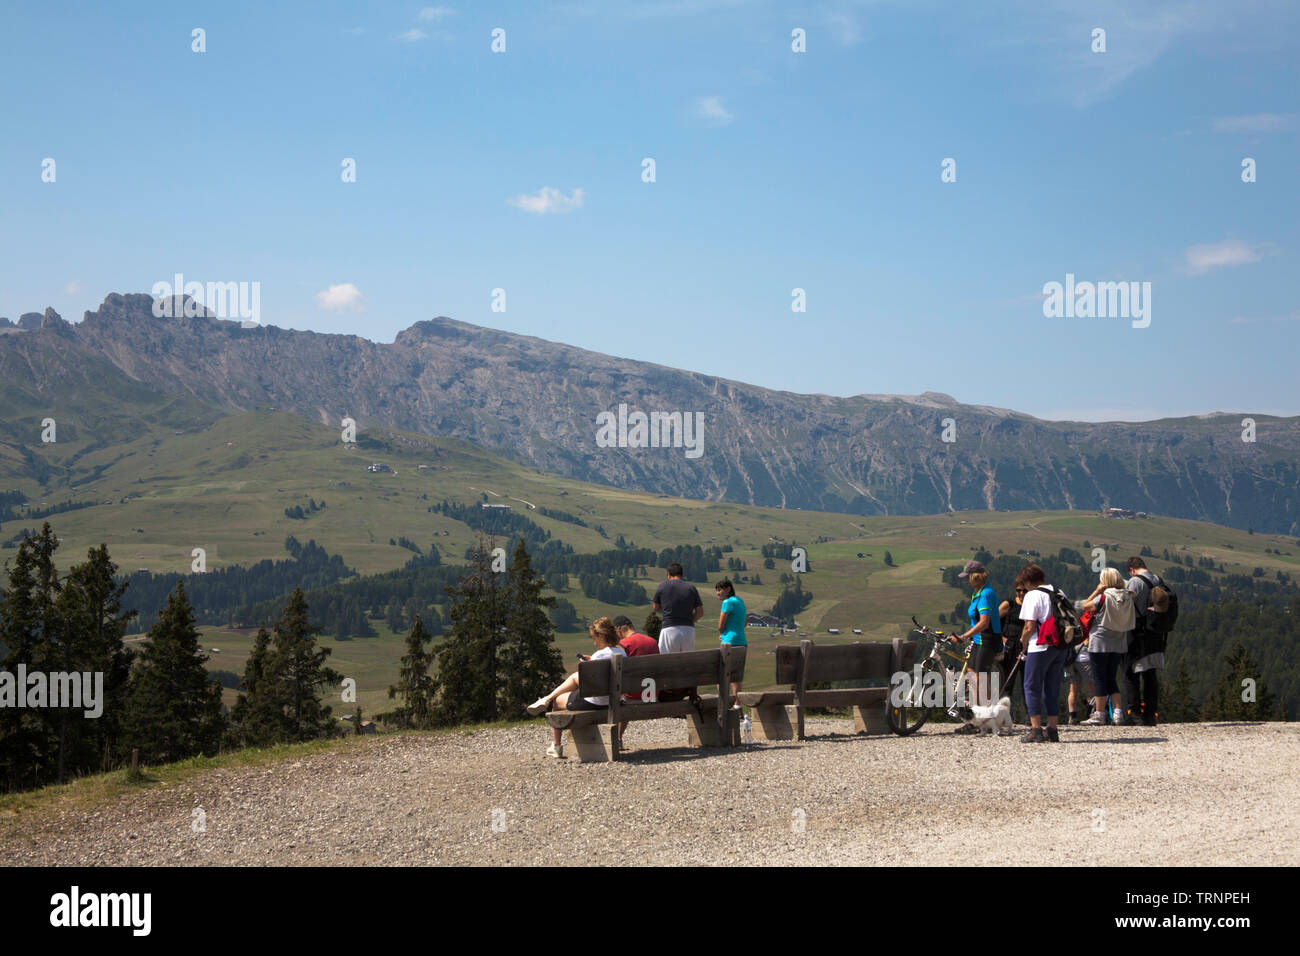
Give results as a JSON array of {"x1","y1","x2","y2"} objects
[
  {"x1": 577, "y1": 646, "x2": 747, "y2": 700},
  {"x1": 774, "y1": 638, "x2": 915, "y2": 687}
]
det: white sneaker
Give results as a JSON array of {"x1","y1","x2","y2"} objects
[
  {"x1": 546, "y1": 743, "x2": 564, "y2": 759},
  {"x1": 527, "y1": 697, "x2": 550, "y2": 716}
]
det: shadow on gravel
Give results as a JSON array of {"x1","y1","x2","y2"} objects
[
  {"x1": 1067, "y1": 736, "x2": 1166, "y2": 744},
  {"x1": 612, "y1": 747, "x2": 742, "y2": 765},
  {"x1": 1205, "y1": 722, "x2": 1265, "y2": 728},
  {"x1": 614, "y1": 743, "x2": 800, "y2": 764}
]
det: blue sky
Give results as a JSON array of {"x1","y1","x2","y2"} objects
[{"x1": 2, "y1": 0, "x2": 1297, "y2": 421}]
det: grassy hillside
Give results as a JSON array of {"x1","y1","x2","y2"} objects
[{"x1": 6, "y1": 407, "x2": 1299, "y2": 718}]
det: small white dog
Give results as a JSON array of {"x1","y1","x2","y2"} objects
[{"x1": 956, "y1": 696, "x2": 1013, "y2": 736}]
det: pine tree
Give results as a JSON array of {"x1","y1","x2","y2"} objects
[
  {"x1": 0, "y1": 524, "x2": 62, "y2": 791},
  {"x1": 267, "y1": 588, "x2": 343, "y2": 742},
  {"x1": 499, "y1": 538, "x2": 564, "y2": 718},
  {"x1": 228, "y1": 626, "x2": 282, "y2": 746},
  {"x1": 431, "y1": 537, "x2": 500, "y2": 726},
  {"x1": 377, "y1": 617, "x2": 436, "y2": 729},
  {"x1": 1158, "y1": 660, "x2": 1199, "y2": 723},
  {"x1": 122, "y1": 581, "x2": 225, "y2": 765},
  {"x1": 1201, "y1": 642, "x2": 1282, "y2": 721},
  {"x1": 55, "y1": 544, "x2": 135, "y2": 777}
]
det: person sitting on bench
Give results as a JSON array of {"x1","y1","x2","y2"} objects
[{"x1": 527, "y1": 617, "x2": 627, "y2": 758}]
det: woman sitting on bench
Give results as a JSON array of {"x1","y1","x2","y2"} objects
[{"x1": 527, "y1": 616, "x2": 627, "y2": 758}]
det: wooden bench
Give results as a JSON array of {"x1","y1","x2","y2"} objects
[
  {"x1": 737, "y1": 637, "x2": 916, "y2": 741},
  {"x1": 546, "y1": 646, "x2": 747, "y2": 762}
]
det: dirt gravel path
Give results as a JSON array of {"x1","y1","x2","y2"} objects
[{"x1": 2, "y1": 720, "x2": 1296, "y2": 866}]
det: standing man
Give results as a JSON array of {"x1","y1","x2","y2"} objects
[
  {"x1": 653, "y1": 562, "x2": 703, "y2": 654},
  {"x1": 1123, "y1": 556, "x2": 1165, "y2": 726}
]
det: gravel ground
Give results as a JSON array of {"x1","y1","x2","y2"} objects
[{"x1": 2, "y1": 719, "x2": 1297, "y2": 866}]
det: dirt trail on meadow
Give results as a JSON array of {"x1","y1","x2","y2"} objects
[{"x1": 2, "y1": 720, "x2": 1296, "y2": 866}]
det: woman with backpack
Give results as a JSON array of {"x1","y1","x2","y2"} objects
[
  {"x1": 997, "y1": 583, "x2": 1027, "y2": 715},
  {"x1": 1077, "y1": 567, "x2": 1135, "y2": 725},
  {"x1": 1016, "y1": 564, "x2": 1072, "y2": 743}
]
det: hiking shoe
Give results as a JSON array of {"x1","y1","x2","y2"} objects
[
  {"x1": 1045, "y1": 726, "x2": 1060, "y2": 742},
  {"x1": 1020, "y1": 727, "x2": 1046, "y2": 743},
  {"x1": 1068, "y1": 714, "x2": 1083, "y2": 725},
  {"x1": 526, "y1": 697, "x2": 550, "y2": 716},
  {"x1": 1142, "y1": 714, "x2": 1158, "y2": 727},
  {"x1": 1081, "y1": 712, "x2": 1108, "y2": 726},
  {"x1": 545, "y1": 743, "x2": 563, "y2": 759},
  {"x1": 1114, "y1": 713, "x2": 1137, "y2": 727}
]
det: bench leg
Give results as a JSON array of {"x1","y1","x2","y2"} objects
[
  {"x1": 686, "y1": 708, "x2": 741, "y2": 747},
  {"x1": 750, "y1": 704, "x2": 796, "y2": 742},
  {"x1": 852, "y1": 704, "x2": 890, "y2": 735},
  {"x1": 566, "y1": 724, "x2": 613, "y2": 762}
]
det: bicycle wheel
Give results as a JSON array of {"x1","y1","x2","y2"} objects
[{"x1": 885, "y1": 657, "x2": 941, "y2": 736}]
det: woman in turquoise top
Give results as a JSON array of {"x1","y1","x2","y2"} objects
[
  {"x1": 950, "y1": 561, "x2": 1002, "y2": 730},
  {"x1": 715, "y1": 578, "x2": 746, "y2": 699}
]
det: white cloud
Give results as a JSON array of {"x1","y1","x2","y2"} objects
[
  {"x1": 694, "y1": 95, "x2": 734, "y2": 126},
  {"x1": 65, "y1": 280, "x2": 81, "y2": 295},
  {"x1": 507, "y1": 186, "x2": 586, "y2": 214},
  {"x1": 988, "y1": 0, "x2": 1291, "y2": 108},
  {"x1": 396, "y1": 28, "x2": 428, "y2": 42},
  {"x1": 417, "y1": 6, "x2": 455, "y2": 21},
  {"x1": 826, "y1": 12, "x2": 862, "y2": 46},
  {"x1": 1212, "y1": 113, "x2": 1294, "y2": 133},
  {"x1": 315, "y1": 283, "x2": 366, "y2": 312},
  {"x1": 1184, "y1": 239, "x2": 1264, "y2": 275}
]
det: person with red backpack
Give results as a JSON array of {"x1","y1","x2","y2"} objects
[
  {"x1": 1016, "y1": 564, "x2": 1075, "y2": 743},
  {"x1": 1123, "y1": 557, "x2": 1176, "y2": 726}
]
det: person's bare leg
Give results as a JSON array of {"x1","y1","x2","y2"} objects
[
  {"x1": 542, "y1": 673, "x2": 578, "y2": 706},
  {"x1": 551, "y1": 692, "x2": 571, "y2": 748}
]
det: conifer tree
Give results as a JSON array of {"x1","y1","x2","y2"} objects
[
  {"x1": 228, "y1": 626, "x2": 282, "y2": 747},
  {"x1": 1201, "y1": 641, "x2": 1282, "y2": 721},
  {"x1": 499, "y1": 538, "x2": 563, "y2": 717},
  {"x1": 267, "y1": 588, "x2": 343, "y2": 741},
  {"x1": 55, "y1": 544, "x2": 135, "y2": 776},
  {"x1": 122, "y1": 581, "x2": 224, "y2": 764},
  {"x1": 378, "y1": 616, "x2": 436, "y2": 729},
  {"x1": 0, "y1": 524, "x2": 62, "y2": 791},
  {"x1": 1158, "y1": 660, "x2": 1199, "y2": 723},
  {"x1": 431, "y1": 537, "x2": 501, "y2": 726}
]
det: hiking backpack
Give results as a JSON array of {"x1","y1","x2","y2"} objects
[
  {"x1": 1034, "y1": 586, "x2": 1081, "y2": 646},
  {"x1": 1097, "y1": 587, "x2": 1136, "y2": 632},
  {"x1": 1137, "y1": 572, "x2": 1179, "y2": 635}
]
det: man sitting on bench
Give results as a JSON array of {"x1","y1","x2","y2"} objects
[
  {"x1": 527, "y1": 617, "x2": 626, "y2": 759},
  {"x1": 612, "y1": 615, "x2": 658, "y2": 744}
]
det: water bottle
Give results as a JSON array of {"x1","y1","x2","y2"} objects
[{"x1": 741, "y1": 713, "x2": 753, "y2": 745}]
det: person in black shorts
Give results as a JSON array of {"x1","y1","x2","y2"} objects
[{"x1": 950, "y1": 561, "x2": 1003, "y2": 734}]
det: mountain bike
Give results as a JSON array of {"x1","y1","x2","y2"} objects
[{"x1": 885, "y1": 617, "x2": 974, "y2": 736}]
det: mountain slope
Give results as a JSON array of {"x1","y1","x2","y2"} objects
[{"x1": 3, "y1": 293, "x2": 1297, "y2": 533}]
